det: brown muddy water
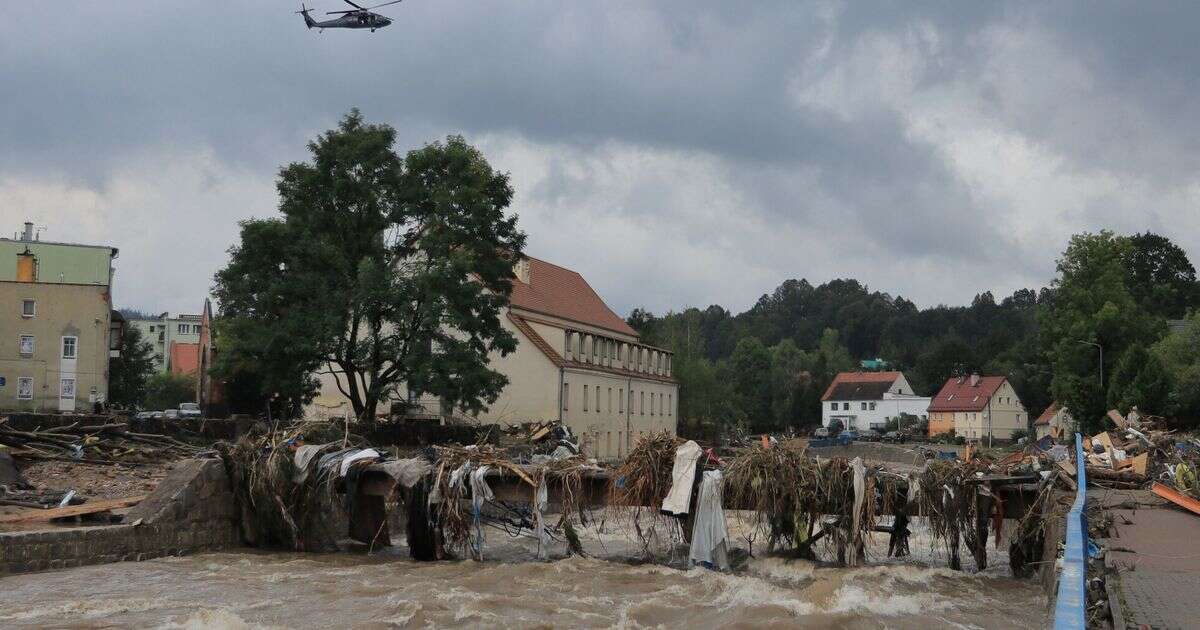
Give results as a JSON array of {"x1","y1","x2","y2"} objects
[{"x1": 0, "y1": 517, "x2": 1048, "y2": 629}]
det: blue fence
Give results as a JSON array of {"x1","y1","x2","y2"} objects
[{"x1": 1053, "y1": 433, "x2": 1088, "y2": 629}]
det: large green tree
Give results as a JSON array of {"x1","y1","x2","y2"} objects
[
  {"x1": 108, "y1": 325, "x2": 156, "y2": 408},
  {"x1": 1107, "y1": 345, "x2": 1173, "y2": 416},
  {"x1": 1153, "y1": 313, "x2": 1200, "y2": 424},
  {"x1": 145, "y1": 372, "x2": 197, "y2": 411},
  {"x1": 1042, "y1": 232, "x2": 1164, "y2": 432},
  {"x1": 214, "y1": 110, "x2": 525, "y2": 423},
  {"x1": 1122, "y1": 232, "x2": 1200, "y2": 319}
]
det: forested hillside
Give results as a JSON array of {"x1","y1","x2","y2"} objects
[{"x1": 630, "y1": 232, "x2": 1200, "y2": 434}]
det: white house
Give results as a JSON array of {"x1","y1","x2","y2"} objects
[{"x1": 820, "y1": 371, "x2": 930, "y2": 431}]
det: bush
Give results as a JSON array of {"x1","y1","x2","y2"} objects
[
  {"x1": 1011, "y1": 428, "x2": 1030, "y2": 442},
  {"x1": 144, "y1": 372, "x2": 196, "y2": 411}
]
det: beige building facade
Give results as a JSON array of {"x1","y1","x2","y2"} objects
[
  {"x1": 1, "y1": 222, "x2": 118, "y2": 412},
  {"x1": 308, "y1": 256, "x2": 678, "y2": 460},
  {"x1": 927, "y1": 374, "x2": 1027, "y2": 442}
]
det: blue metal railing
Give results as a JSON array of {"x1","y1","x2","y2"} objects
[{"x1": 1053, "y1": 433, "x2": 1088, "y2": 628}]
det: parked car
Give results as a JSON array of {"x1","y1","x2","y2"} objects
[
  {"x1": 859, "y1": 429, "x2": 882, "y2": 442},
  {"x1": 163, "y1": 409, "x2": 180, "y2": 419},
  {"x1": 812, "y1": 427, "x2": 831, "y2": 439},
  {"x1": 134, "y1": 411, "x2": 157, "y2": 420},
  {"x1": 838, "y1": 430, "x2": 860, "y2": 441},
  {"x1": 178, "y1": 402, "x2": 201, "y2": 418},
  {"x1": 882, "y1": 430, "x2": 905, "y2": 443}
]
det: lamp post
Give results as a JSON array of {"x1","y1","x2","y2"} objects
[{"x1": 1075, "y1": 340, "x2": 1103, "y2": 391}]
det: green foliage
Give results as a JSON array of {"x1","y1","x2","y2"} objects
[
  {"x1": 145, "y1": 372, "x2": 196, "y2": 411},
  {"x1": 213, "y1": 110, "x2": 525, "y2": 423},
  {"x1": 1042, "y1": 232, "x2": 1165, "y2": 432},
  {"x1": 1153, "y1": 312, "x2": 1200, "y2": 424},
  {"x1": 108, "y1": 325, "x2": 156, "y2": 408},
  {"x1": 1122, "y1": 232, "x2": 1200, "y2": 319},
  {"x1": 1010, "y1": 428, "x2": 1029, "y2": 443},
  {"x1": 1107, "y1": 345, "x2": 1173, "y2": 416}
]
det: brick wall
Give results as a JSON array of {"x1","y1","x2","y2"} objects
[{"x1": 0, "y1": 458, "x2": 240, "y2": 575}]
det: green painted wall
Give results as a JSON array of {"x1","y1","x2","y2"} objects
[{"x1": 0, "y1": 240, "x2": 115, "y2": 286}]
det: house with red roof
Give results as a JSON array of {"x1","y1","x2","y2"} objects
[
  {"x1": 820, "y1": 371, "x2": 930, "y2": 431},
  {"x1": 1034, "y1": 402, "x2": 1073, "y2": 440},
  {"x1": 308, "y1": 255, "x2": 677, "y2": 461},
  {"x1": 927, "y1": 374, "x2": 1028, "y2": 442}
]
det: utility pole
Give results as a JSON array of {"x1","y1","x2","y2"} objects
[{"x1": 1075, "y1": 340, "x2": 1103, "y2": 390}]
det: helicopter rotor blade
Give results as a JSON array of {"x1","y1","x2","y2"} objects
[
  {"x1": 366, "y1": 0, "x2": 403, "y2": 9},
  {"x1": 342, "y1": 0, "x2": 366, "y2": 9},
  {"x1": 326, "y1": 9, "x2": 358, "y2": 14}
]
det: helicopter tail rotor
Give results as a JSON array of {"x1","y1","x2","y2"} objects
[{"x1": 296, "y1": 3, "x2": 316, "y2": 29}]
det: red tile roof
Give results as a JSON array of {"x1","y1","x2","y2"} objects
[
  {"x1": 169, "y1": 342, "x2": 200, "y2": 376},
  {"x1": 927, "y1": 375, "x2": 1006, "y2": 412},
  {"x1": 820, "y1": 371, "x2": 904, "y2": 401},
  {"x1": 509, "y1": 256, "x2": 638, "y2": 337},
  {"x1": 1035, "y1": 402, "x2": 1061, "y2": 426}
]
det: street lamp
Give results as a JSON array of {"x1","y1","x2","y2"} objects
[{"x1": 1075, "y1": 340, "x2": 1103, "y2": 391}]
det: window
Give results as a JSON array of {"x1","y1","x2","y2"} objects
[
  {"x1": 843, "y1": 402, "x2": 850, "y2": 411},
  {"x1": 583, "y1": 385, "x2": 589, "y2": 412},
  {"x1": 607, "y1": 387, "x2": 612, "y2": 413},
  {"x1": 178, "y1": 324, "x2": 188, "y2": 334},
  {"x1": 195, "y1": 324, "x2": 202, "y2": 334},
  {"x1": 562, "y1": 383, "x2": 569, "y2": 411},
  {"x1": 17, "y1": 377, "x2": 33, "y2": 400},
  {"x1": 61, "y1": 336, "x2": 77, "y2": 359},
  {"x1": 869, "y1": 402, "x2": 876, "y2": 411},
  {"x1": 60, "y1": 377, "x2": 76, "y2": 399},
  {"x1": 651, "y1": 393, "x2": 655, "y2": 416},
  {"x1": 831, "y1": 402, "x2": 838, "y2": 411},
  {"x1": 628, "y1": 390, "x2": 633, "y2": 415},
  {"x1": 619, "y1": 388, "x2": 625, "y2": 412},
  {"x1": 668, "y1": 394, "x2": 672, "y2": 416},
  {"x1": 640, "y1": 391, "x2": 645, "y2": 415},
  {"x1": 21, "y1": 299, "x2": 36, "y2": 317},
  {"x1": 861, "y1": 402, "x2": 867, "y2": 411},
  {"x1": 19, "y1": 335, "x2": 34, "y2": 357},
  {"x1": 595, "y1": 387, "x2": 600, "y2": 413},
  {"x1": 606, "y1": 431, "x2": 612, "y2": 456}
]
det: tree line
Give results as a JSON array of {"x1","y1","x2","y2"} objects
[{"x1": 629, "y1": 232, "x2": 1200, "y2": 435}]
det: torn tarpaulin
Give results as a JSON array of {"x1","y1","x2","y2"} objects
[
  {"x1": 661, "y1": 440, "x2": 703, "y2": 516},
  {"x1": 689, "y1": 469, "x2": 729, "y2": 570}
]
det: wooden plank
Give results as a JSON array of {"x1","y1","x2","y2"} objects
[
  {"x1": 1107, "y1": 409, "x2": 1127, "y2": 429},
  {"x1": 0, "y1": 495, "x2": 146, "y2": 524},
  {"x1": 1151, "y1": 482, "x2": 1200, "y2": 517}
]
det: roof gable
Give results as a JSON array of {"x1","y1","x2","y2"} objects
[
  {"x1": 928, "y1": 375, "x2": 1007, "y2": 412},
  {"x1": 820, "y1": 371, "x2": 904, "y2": 401},
  {"x1": 508, "y1": 256, "x2": 638, "y2": 337}
]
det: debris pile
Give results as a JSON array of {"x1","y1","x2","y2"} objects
[{"x1": 0, "y1": 416, "x2": 203, "y2": 464}]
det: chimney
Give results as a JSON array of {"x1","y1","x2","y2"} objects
[
  {"x1": 21, "y1": 222, "x2": 33, "y2": 242},
  {"x1": 513, "y1": 257, "x2": 530, "y2": 284},
  {"x1": 969, "y1": 373, "x2": 980, "y2": 387}
]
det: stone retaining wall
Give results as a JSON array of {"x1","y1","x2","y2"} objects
[{"x1": 0, "y1": 458, "x2": 240, "y2": 575}]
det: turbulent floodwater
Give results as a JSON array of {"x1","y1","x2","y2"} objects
[{"x1": 0, "y1": 518, "x2": 1048, "y2": 629}]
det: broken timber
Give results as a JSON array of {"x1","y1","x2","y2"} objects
[{"x1": 0, "y1": 495, "x2": 146, "y2": 524}]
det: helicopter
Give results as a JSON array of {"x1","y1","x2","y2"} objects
[{"x1": 297, "y1": 0, "x2": 403, "y2": 32}]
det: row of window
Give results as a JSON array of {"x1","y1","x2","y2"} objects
[
  {"x1": 14, "y1": 335, "x2": 77, "y2": 359},
  {"x1": 563, "y1": 331, "x2": 672, "y2": 376},
  {"x1": 145, "y1": 323, "x2": 201, "y2": 335},
  {"x1": 12, "y1": 376, "x2": 76, "y2": 401},
  {"x1": 830, "y1": 401, "x2": 877, "y2": 411},
  {"x1": 590, "y1": 428, "x2": 663, "y2": 459},
  {"x1": 562, "y1": 383, "x2": 673, "y2": 417}
]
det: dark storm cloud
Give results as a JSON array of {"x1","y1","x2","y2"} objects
[{"x1": 1, "y1": 1, "x2": 1198, "y2": 313}]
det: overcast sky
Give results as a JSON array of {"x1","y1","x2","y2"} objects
[{"x1": 3, "y1": 2, "x2": 1198, "y2": 317}]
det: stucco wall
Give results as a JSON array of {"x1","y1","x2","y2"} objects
[
  {"x1": 955, "y1": 381, "x2": 1028, "y2": 441},
  {"x1": 0, "y1": 281, "x2": 111, "y2": 412}
]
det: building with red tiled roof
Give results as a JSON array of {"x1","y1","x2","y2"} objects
[
  {"x1": 927, "y1": 374, "x2": 1028, "y2": 442},
  {"x1": 308, "y1": 254, "x2": 676, "y2": 461},
  {"x1": 1034, "y1": 402, "x2": 1073, "y2": 440},
  {"x1": 820, "y1": 371, "x2": 930, "y2": 431}
]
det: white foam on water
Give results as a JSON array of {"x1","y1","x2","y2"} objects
[
  {"x1": 744, "y1": 556, "x2": 818, "y2": 585},
  {"x1": 0, "y1": 597, "x2": 171, "y2": 621},
  {"x1": 824, "y1": 584, "x2": 954, "y2": 617},
  {"x1": 154, "y1": 608, "x2": 282, "y2": 630},
  {"x1": 694, "y1": 569, "x2": 817, "y2": 617}
]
